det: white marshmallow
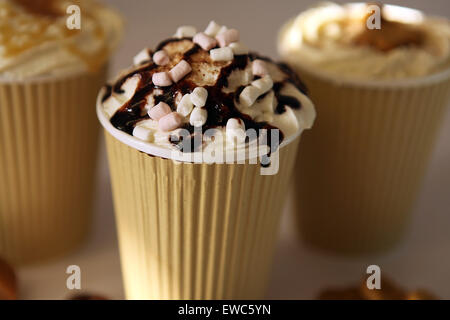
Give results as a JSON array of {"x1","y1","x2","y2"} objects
[
  {"x1": 103, "y1": 95, "x2": 123, "y2": 117},
  {"x1": 175, "y1": 25, "x2": 197, "y2": 38},
  {"x1": 210, "y1": 47, "x2": 233, "y2": 62},
  {"x1": 169, "y1": 60, "x2": 192, "y2": 82},
  {"x1": 226, "y1": 118, "x2": 246, "y2": 145},
  {"x1": 153, "y1": 50, "x2": 169, "y2": 66},
  {"x1": 133, "y1": 48, "x2": 152, "y2": 66},
  {"x1": 204, "y1": 21, "x2": 221, "y2": 37},
  {"x1": 177, "y1": 94, "x2": 194, "y2": 117},
  {"x1": 148, "y1": 101, "x2": 172, "y2": 120},
  {"x1": 190, "y1": 87, "x2": 208, "y2": 107},
  {"x1": 252, "y1": 59, "x2": 269, "y2": 77},
  {"x1": 190, "y1": 107, "x2": 207, "y2": 127},
  {"x1": 132, "y1": 126, "x2": 152, "y2": 141},
  {"x1": 152, "y1": 72, "x2": 172, "y2": 87},
  {"x1": 229, "y1": 42, "x2": 249, "y2": 55},
  {"x1": 121, "y1": 74, "x2": 141, "y2": 100},
  {"x1": 159, "y1": 112, "x2": 183, "y2": 132},
  {"x1": 193, "y1": 32, "x2": 217, "y2": 51},
  {"x1": 239, "y1": 85, "x2": 260, "y2": 107},
  {"x1": 251, "y1": 75, "x2": 273, "y2": 94},
  {"x1": 216, "y1": 29, "x2": 239, "y2": 47},
  {"x1": 217, "y1": 25, "x2": 228, "y2": 35}
]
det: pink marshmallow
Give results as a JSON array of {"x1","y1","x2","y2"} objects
[
  {"x1": 153, "y1": 50, "x2": 169, "y2": 66},
  {"x1": 193, "y1": 32, "x2": 217, "y2": 51},
  {"x1": 169, "y1": 60, "x2": 192, "y2": 83},
  {"x1": 216, "y1": 29, "x2": 239, "y2": 47},
  {"x1": 152, "y1": 71, "x2": 172, "y2": 87},
  {"x1": 252, "y1": 59, "x2": 268, "y2": 77},
  {"x1": 158, "y1": 112, "x2": 183, "y2": 131},
  {"x1": 148, "y1": 101, "x2": 172, "y2": 120}
]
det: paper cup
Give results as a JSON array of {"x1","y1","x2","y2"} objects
[
  {"x1": 99, "y1": 94, "x2": 302, "y2": 299},
  {"x1": 289, "y1": 64, "x2": 450, "y2": 254},
  {"x1": 0, "y1": 68, "x2": 107, "y2": 265}
]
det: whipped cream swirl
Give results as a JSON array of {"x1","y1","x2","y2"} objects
[
  {"x1": 278, "y1": 2, "x2": 450, "y2": 80},
  {"x1": 0, "y1": 0, "x2": 123, "y2": 79}
]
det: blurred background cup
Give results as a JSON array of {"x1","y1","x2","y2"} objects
[
  {"x1": 0, "y1": 0, "x2": 122, "y2": 265},
  {"x1": 278, "y1": 3, "x2": 450, "y2": 254}
]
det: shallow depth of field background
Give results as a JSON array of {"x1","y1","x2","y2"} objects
[{"x1": 18, "y1": 0, "x2": 450, "y2": 299}]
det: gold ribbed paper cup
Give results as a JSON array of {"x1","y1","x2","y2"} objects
[
  {"x1": 0, "y1": 68, "x2": 107, "y2": 265},
  {"x1": 98, "y1": 95, "x2": 302, "y2": 299},
  {"x1": 288, "y1": 64, "x2": 450, "y2": 255}
]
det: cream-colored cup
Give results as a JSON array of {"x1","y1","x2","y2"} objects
[
  {"x1": 278, "y1": 5, "x2": 450, "y2": 254},
  {"x1": 0, "y1": 68, "x2": 107, "y2": 265},
  {"x1": 98, "y1": 90, "x2": 304, "y2": 299}
]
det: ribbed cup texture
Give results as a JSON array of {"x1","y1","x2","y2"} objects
[
  {"x1": 105, "y1": 132, "x2": 300, "y2": 299},
  {"x1": 294, "y1": 70, "x2": 450, "y2": 254},
  {"x1": 0, "y1": 69, "x2": 106, "y2": 265}
]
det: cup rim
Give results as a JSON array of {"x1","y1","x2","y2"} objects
[
  {"x1": 96, "y1": 87, "x2": 303, "y2": 163},
  {"x1": 278, "y1": 3, "x2": 450, "y2": 89}
]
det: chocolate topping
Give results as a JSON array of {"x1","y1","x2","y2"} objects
[{"x1": 105, "y1": 37, "x2": 307, "y2": 153}]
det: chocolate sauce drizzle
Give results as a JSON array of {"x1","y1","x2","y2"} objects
[{"x1": 105, "y1": 37, "x2": 306, "y2": 154}]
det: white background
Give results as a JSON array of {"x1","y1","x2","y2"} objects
[{"x1": 18, "y1": 0, "x2": 450, "y2": 299}]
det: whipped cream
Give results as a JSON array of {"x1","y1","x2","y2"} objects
[
  {"x1": 278, "y1": 2, "x2": 450, "y2": 80},
  {"x1": 0, "y1": 0, "x2": 123, "y2": 80},
  {"x1": 99, "y1": 22, "x2": 315, "y2": 158}
]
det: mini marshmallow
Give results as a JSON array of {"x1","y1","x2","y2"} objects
[
  {"x1": 176, "y1": 94, "x2": 194, "y2": 117},
  {"x1": 252, "y1": 59, "x2": 268, "y2": 77},
  {"x1": 193, "y1": 32, "x2": 217, "y2": 51},
  {"x1": 148, "y1": 101, "x2": 172, "y2": 120},
  {"x1": 152, "y1": 72, "x2": 172, "y2": 87},
  {"x1": 210, "y1": 47, "x2": 233, "y2": 62},
  {"x1": 153, "y1": 50, "x2": 169, "y2": 66},
  {"x1": 169, "y1": 60, "x2": 192, "y2": 83},
  {"x1": 229, "y1": 42, "x2": 249, "y2": 55},
  {"x1": 133, "y1": 48, "x2": 152, "y2": 66},
  {"x1": 204, "y1": 21, "x2": 221, "y2": 37},
  {"x1": 175, "y1": 25, "x2": 197, "y2": 38},
  {"x1": 190, "y1": 87, "x2": 208, "y2": 107},
  {"x1": 121, "y1": 74, "x2": 141, "y2": 100},
  {"x1": 103, "y1": 96, "x2": 122, "y2": 117},
  {"x1": 217, "y1": 25, "x2": 228, "y2": 35},
  {"x1": 239, "y1": 85, "x2": 260, "y2": 107},
  {"x1": 159, "y1": 112, "x2": 183, "y2": 132},
  {"x1": 216, "y1": 29, "x2": 239, "y2": 47},
  {"x1": 251, "y1": 75, "x2": 273, "y2": 94},
  {"x1": 190, "y1": 107, "x2": 207, "y2": 127},
  {"x1": 226, "y1": 118, "x2": 246, "y2": 145},
  {"x1": 132, "y1": 126, "x2": 152, "y2": 141}
]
